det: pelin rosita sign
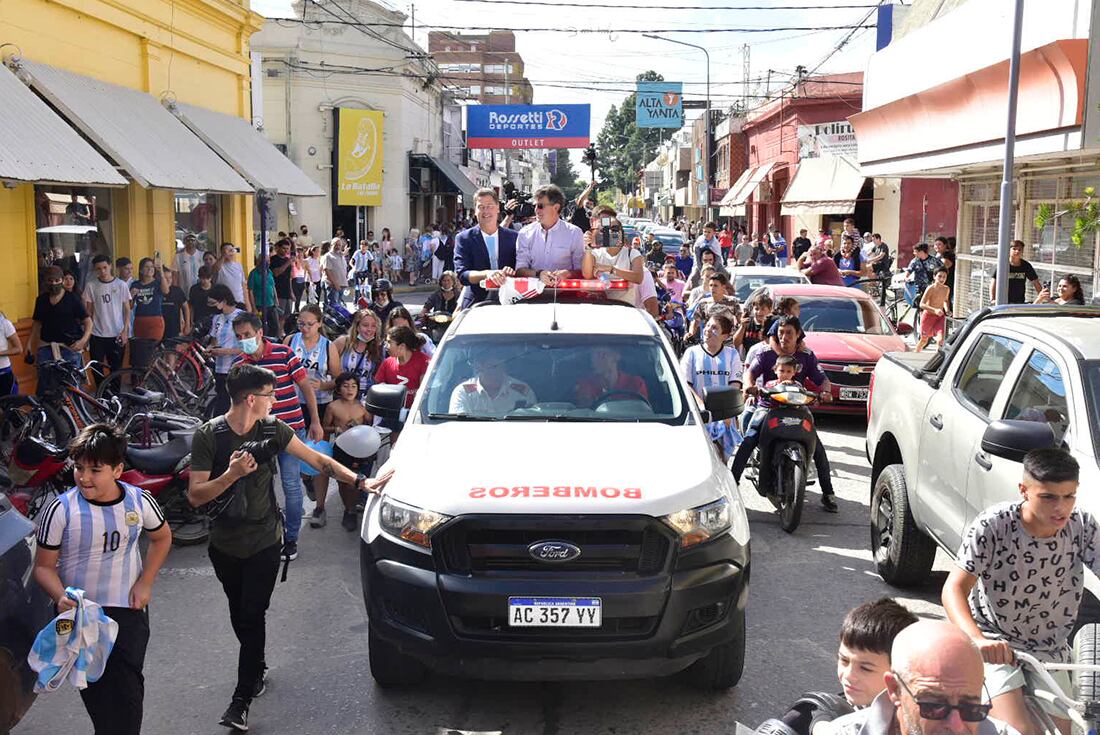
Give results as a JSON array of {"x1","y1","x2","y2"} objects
[{"x1": 336, "y1": 108, "x2": 383, "y2": 206}]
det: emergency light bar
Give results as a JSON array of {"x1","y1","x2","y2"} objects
[{"x1": 555, "y1": 278, "x2": 628, "y2": 290}]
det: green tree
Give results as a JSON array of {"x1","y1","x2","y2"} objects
[
  {"x1": 550, "y1": 148, "x2": 583, "y2": 202},
  {"x1": 595, "y1": 70, "x2": 681, "y2": 196}
]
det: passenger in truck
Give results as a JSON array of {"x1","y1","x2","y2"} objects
[{"x1": 574, "y1": 346, "x2": 649, "y2": 409}]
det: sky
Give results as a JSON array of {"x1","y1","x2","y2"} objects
[{"x1": 250, "y1": 0, "x2": 880, "y2": 134}]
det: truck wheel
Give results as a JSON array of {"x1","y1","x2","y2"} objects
[
  {"x1": 684, "y1": 607, "x2": 746, "y2": 691},
  {"x1": 368, "y1": 629, "x2": 428, "y2": 688},
  {"x1": 1074, "y1": 623, "x2": 1100, "y2": 703},
  {"x1": 870, "y1": 465, "x2": 936, "y2": 587}
]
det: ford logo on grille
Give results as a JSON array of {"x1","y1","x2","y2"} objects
[{"x1": 527, "y1": 540, "x2": 581, "y2": 564}]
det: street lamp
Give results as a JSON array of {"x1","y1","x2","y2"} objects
[
  {"x1": 994, "y1": 0, "x2": 1025, "y2": 306},
  {"x1": 643, "y1": 34, "x2": 711, "y2": 220}
]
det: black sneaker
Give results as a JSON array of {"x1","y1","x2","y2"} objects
[
  {"x1": 309, "y1": 507, "x2": 326, "y2": 528},
  {"x1": 821, "y1": 493, "x2": 839, "y2": 513},
  {"x1": 219, "y1": 698, "x2": 249, "y2": 731},
  {"x1": 252, "y1": 665, "x2": 268, "y2": 698},
  {"x1": 281, "y1": 541, "x2": 298, "y2": 561},
  {"x1": 341, "y1": 511, "x2": 357, "y2": 532}
]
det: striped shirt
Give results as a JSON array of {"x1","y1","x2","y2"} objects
[
  {"x1": 232, "y1": 340, "x2": 307, "y2": 429},
  {"x1": 37, "y1": 483, "x2": 165, "y2": 609},
  {"x1": 679, "y1": 344, "x2": 743, "y2": 393}
]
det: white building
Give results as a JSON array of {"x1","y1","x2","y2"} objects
[{"x1": 253, "y1": 0, "x2": 472, "y2": 242}]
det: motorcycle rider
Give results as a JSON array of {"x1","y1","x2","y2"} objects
[
  {"x1": 420, "y1": 270, "x2": 460, "y2": 318},
  {"x1": 730, "y1": 316, "x2": 839, "y2": 512},
  {"x1": 369, "y1": 278, "x2": 403, "y2": 325}
]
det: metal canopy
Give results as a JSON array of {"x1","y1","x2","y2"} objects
[
  {"x1": 170, "y1": 101, "x2": 324, "y2": 197},
  {"x1": 17, "y1": 60, "x2": 252, "y2": 194},
  {"x1": 410, "y1": 153, "x2": 479, "y2": 201},
  {"x1": 0, "y1": 62, "x2": 126, "y2": 186}
]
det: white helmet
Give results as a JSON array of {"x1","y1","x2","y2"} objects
[{"x1": 333, "y1": 425, "x2": 382, "y2": 462}]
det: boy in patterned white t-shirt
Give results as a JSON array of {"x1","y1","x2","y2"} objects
[
  {"x1": 943, "y1": 448, "x2": 1099, "y2": 735},
  {"x1": 34, "y1": 423, "x2": 172, "y2": 734}
]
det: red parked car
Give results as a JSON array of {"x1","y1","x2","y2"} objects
[{"x1": 763, "y1": 284, "x2": 910, "y2": 416}]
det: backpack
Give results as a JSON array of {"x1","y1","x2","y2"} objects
[{"x1": 200, "y1": 416, "x2": 280, "y2": 527}]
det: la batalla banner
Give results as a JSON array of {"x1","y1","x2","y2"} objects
[
  {"x1": 335, "y1": 108, "x2": 383, "y2": 207},
  {"x1": 466, "y1": 104, "x2": 591, "y2": 149}
]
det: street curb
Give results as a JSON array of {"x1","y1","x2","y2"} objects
[{"x1": 392, "y1": 285, "x2": 435, "y2": 294}]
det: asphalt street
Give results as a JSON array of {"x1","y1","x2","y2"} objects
[{"x1": 16, "y1": 398, "x2": 957, "y2": 735}]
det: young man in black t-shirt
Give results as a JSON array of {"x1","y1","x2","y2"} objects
[
  {"x1": 29, "y1": 265, "x2": 92, "y2": 373},
  {"x1": 990, "y1": 239, "x2": 1042, "y2": 304},
  {"x1": 268, "y1": 239, "x2": 294, "y2": 325}
]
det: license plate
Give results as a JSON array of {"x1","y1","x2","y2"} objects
[
  {"x1": 508, "y1": 597, "x2": 602, "y2": 627},
  {"x1": 839, "y1": 387, "x2": 870, "y2": 402}
]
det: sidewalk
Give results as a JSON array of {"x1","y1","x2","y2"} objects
[{"x1": 392, "y1": 284, "x2": 435, "y2": 295}]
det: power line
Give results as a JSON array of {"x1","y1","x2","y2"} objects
[
  {"x1": 271, "y1": 16, "x2": 875, "y2": 33},
  {"x1": 454, "y1": 0, "x2": 880, "y2": 8}
]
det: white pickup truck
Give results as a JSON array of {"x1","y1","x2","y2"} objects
[{"x1": 865, "y1": 306, "x2": 1100, "y2": 620}]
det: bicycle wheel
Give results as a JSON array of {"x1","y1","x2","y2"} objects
[{"x1": 97, "y1": 369, "x2": 173, "y2": 418}]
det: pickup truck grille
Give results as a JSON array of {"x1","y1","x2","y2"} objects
[
  {"x1": 437, "y1": 516, "x2": 673, "y2": 576},
  {"x1": 821, "y1": 363, "x2": 875, "y2": 387},
  {"x1": 451, "y1": 613, "x2": 660, "y2": 640}
]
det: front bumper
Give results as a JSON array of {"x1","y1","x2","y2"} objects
[{"x1": 360, "y1": 515, "x2": 750, "y2": 680}]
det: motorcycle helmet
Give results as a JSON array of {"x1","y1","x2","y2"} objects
[
  {"x1": 332, "y1": 424, "x2": 383, "y2": 473},
  {"x1": 300, "y1": 439, "x2": 332, "y2": 477},
  {"x1": 374, "y1": 278, "x2": 393, "y2": 295}
]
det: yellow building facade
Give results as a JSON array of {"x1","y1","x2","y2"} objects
[{"x1": 0, "y1": 0, "x2": 263, "y2": 383}]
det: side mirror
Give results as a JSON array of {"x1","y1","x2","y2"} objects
[
  {"x1": 365, "y1": 384, "x2": 407, "y2": 431},
  {"x1": 702, "y1": 385, "x2": 744, "y2": 423},
  {"x1": 896, "y1": 322, "x2": 913, "y2": 336},
  {"x1": 981, "y1": 420, "x2": 1056, "y2": 463}
]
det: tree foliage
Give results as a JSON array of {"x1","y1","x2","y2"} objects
[
  {"x1": 595, "y1": 70, "x2": 681, "y2": 196},
  {"x1": 550, "y1": 148, "x2": 583, "y2": 201},
  {"x1": 1035, "y1": 187, "x2": 1099, "y2": 247}
]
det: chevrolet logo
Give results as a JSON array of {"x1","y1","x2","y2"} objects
[{"x1": 844, "y1": 365, "x2": 872, "y2": 374}]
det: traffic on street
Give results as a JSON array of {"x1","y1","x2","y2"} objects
[{"x1": 3, "y1": 0, "x2": 1100, "y2": 733}]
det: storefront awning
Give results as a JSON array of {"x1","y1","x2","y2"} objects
[
  {"x1": 780, "y1": 155, "x2": 866, "y2": 217},
  {"x1": 169, "y1": 101, "x2": 324, "y2": 197},
  {"x1": 16, "y1": 60, "x2": 252, "y2": 194},
  {"x1": 719, "y1": 166, "x2": 756, "y2": 208},
  {"x1": 725, "y1": 162, "x2": 776, "y2": 207},
  {"x1": 0, "y1": 62, "x2": 126, "y2": 186},
  {"x1": 410, "y1": 153, "x2": 479, "y2": 201}
]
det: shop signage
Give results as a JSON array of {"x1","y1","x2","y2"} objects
[
  {"x1": 467, "y1": 104, "x2": 591, "y2": 149},
  {"x1": 335, "y1": 108, "x2": 384, "y2": 206},
  {"x1": 797, "y1": 121, "x2": 858, "y2": 159},
  {"x1": 636, "y1": 82, "x2": 683, "y2": 128}
]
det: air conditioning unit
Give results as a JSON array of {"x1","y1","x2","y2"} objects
[{"x1": 266, "y1": 68, "x2": 281, "y2": 78}]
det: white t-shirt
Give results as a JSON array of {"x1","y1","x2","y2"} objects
[
  {"x1": 306, "y1": 256, "x2": 322, "y2": 282},
  {"x1": 173, "y1": 248, "x2": 205, "y2": 293},
  {"x1": 0, "y1": 314, "x2": 15, "y2": 370},
  {"x1": 323, "y1": 251, "x2": 349, "y2": 287},
  {"x1": 81, "y1": 278, "x2": 131, "y2": 338},
  {"x1": 591, "y1": 247, "x2": 641, "y2": 305},
  {"x1": 216, "y1": 260, "x2": 246, "y2": 304}
]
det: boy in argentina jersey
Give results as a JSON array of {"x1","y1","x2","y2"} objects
[
  {"x1": 34, "y1": 423, "x2": 172, "y2": 735},
  {"x1": 679, "y1": 313, "x2": 743, "y2": 456},
  {"x1": 943, "y1": 448, "x2": 1100, "y2": 735}
]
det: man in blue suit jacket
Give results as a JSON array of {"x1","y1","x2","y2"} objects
[{"x1": 455, "y1": 188, "x2": 518, "y2": 307}]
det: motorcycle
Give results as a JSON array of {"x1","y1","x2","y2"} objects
[
  {"x1": 419, "y1": 310, "x2": 454, "y2": 345},
  {"x1": 744, "y1": 384, "x2": 820, "y2": 533}
]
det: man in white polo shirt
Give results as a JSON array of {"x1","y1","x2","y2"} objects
[{"x1": 515, "y1": 184, "x2": 585, "y2": 286}]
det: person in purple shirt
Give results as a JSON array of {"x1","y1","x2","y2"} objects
[
  {"x1": 801, "y1": 245, "x2": 846, "y2": 286},
  {"x1": 728, "y1": 315, "x2": 838, "y2": 512},
  {"x1": 675, "y1": 244, "x2": 694, "y2": 279}
]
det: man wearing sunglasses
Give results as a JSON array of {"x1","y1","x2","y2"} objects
[
  {"x1": 515, "y1": 184, "x2": 584, "y2": 286},
  {"x1": 829, "y1": 621, "x2": 1008, "y2": 735}
]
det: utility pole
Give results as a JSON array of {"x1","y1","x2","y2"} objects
[
  {"x1": 741, "y1": 44, "x2": 751, "y2": 111},
  {"x1": 994, "y1": 0, "x2": 1025, "y2": 305}
]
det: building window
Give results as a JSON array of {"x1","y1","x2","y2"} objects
[
  {"x1": 175, "y1": 192, "x2": 220, "y2": 255},
  {"x1": 483, "y1": 63, "x2": 514, "y2": 75},
  {"x1": 439, "y1": 63, "x2": 480, "y2": 73},
  {"x1": 34, "y1": 185, "x2": 113, "y2": 295}
]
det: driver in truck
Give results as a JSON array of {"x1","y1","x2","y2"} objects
[{"x1": 942, "y1": 448, "x2": 1098, "y2": 735}]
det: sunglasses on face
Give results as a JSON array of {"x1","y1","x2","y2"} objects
[{"x1": 893, "y1": 675, "x2": 991, "y2": 722}]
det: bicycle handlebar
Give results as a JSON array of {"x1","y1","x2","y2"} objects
[{"x1": 1014, "y1": 650, "x2": 1091, "y2": 730}]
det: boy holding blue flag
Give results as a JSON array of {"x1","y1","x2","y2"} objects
[{"x1": 34, "y1": 423, "x2": 172, "y2": 734}]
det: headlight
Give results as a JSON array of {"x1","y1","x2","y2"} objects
[
  {"x1": 661, "y1": 497, "x2": 732, "y2": 548},
  {"x1": 378, "y1": 497, "x2": 451, "y2": 549}
]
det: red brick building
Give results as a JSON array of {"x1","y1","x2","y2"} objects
[{"x1": 427, "y1": 31, "x2": 534, "y2": 105}]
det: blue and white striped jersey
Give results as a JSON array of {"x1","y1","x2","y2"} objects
[
  {"x1": 679, "y1": 344, "x2": 744, "y2": 394},
  {"x1": 36, "y1": 483, "x2": 165, "y2": 609}
]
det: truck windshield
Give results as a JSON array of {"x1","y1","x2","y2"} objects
[
  {"x1": 1084, "y1": 361, "x2": 1100, "y2": 452},
  {"x1": 797, "y1": 296, "x2": 893, "y2": 335},
  {"x1": 418, "y1": 334, "x2": 688, "y2": 424}
]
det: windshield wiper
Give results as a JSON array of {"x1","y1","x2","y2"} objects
[
  {"x1": 500, "y1": 414, "x2": 622, "y2": 422},
  {"x1": 426, "y1": 413, "x2": 499, "y2": 421}
]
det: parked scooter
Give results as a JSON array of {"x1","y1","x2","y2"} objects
[
  {"x1": 744, "y1": 384, "x2": 820, "y2": 533},
  {"x1": 418, "y1": 310, "x2": 454, "y2": 345}
]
